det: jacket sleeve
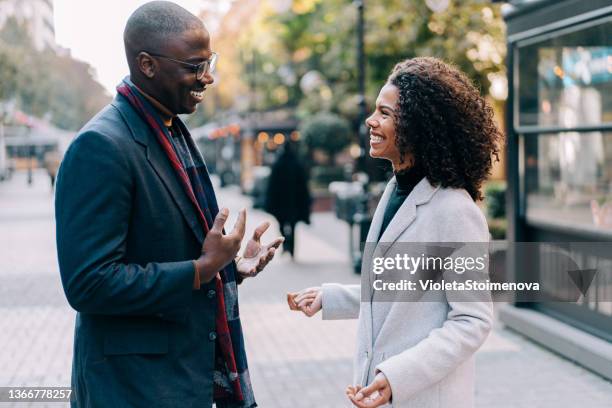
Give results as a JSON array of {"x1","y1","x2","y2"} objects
[
  {"x1": 375, "y1": 202, "x2": 493, "y2": 403},
  {"x1": 55, "y1": 130, "x2": 195, "y2": 323},
  {"x1": 322, "y1": 283, "x2": 361, "y2": 320}
]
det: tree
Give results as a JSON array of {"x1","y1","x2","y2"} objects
[
  {"x1": 0, "y1": 44, "x2": 19, "y2": 102},
  {"x1": 300, "y1": 112, "x2": 351, "y2": 162},
  {"x1": 0, "y1": 17, "x2": 110, "y2": 130},
  {"x1": 210, "y1": 0, "x2": 506, "y2": 120}
]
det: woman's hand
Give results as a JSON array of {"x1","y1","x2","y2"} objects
[
  {"x1": 347, "y1": 372, "x2": 392, "y2": 407},
  {"x1": 293, "y1": 287, "x2": 322, "y2": 317}
]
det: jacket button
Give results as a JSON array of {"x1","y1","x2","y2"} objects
[
  {"x1": 207, "y1": 289, "x2": 216, "y2": 299},
  {"x1": 209, "y1": 331, "x2": 217, "y2": 341}
]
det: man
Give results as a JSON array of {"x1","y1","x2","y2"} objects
[{"x1": 55, "y1": 2, "x2": 282, "y2": 407}]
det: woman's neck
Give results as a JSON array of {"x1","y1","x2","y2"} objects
[{"x1": 392, "y1": 158, "x2": 412, "y2": 174}]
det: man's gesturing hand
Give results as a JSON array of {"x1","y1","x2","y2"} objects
[
  {"x1": 236, "y1": 221, "x2": 284, "y2": 278},
  {"x1": 195, "y1": 208, "x2": 246, "y2": 283}
]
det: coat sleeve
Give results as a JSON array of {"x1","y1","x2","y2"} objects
[
  {"x1": 375, "y1": 201, "x2": 493, "y2": 404},
  {"x1": 55, "y1": 130, "x2": 195, "y2": 323},
  {"x1": 322, "y1": 283, "x2": 361, "y2": 320}
]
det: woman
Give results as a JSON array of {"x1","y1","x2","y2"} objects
[{"x1": 293, "y1": 57, "x2": 502, "y2": 408}]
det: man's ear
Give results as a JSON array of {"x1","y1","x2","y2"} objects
[{"x1": 136, "y1": 52, "x2": 156, "y2": 79}]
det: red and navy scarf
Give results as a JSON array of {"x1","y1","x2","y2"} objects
[{"x1": 117, "y1": 78, "x2": 256, "y2": 408}]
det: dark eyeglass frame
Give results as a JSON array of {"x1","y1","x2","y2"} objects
[{"x1": 145, "y1": 51, "x2": 218, "y2": 80}]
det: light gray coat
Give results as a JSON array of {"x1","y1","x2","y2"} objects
[{"x1": 322, "y1": 177, "x2": 493, "y2": 408}]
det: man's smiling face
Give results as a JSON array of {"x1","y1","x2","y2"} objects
[{"x1": 149, "y1": 27, "x2": 214, "y2": 115}]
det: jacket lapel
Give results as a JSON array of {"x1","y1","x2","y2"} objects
[
  {"x1": 112, "y1": 96, "x2": 205, "y2": 244},
  {"x1": 366, "y1": 178, "x2": 396, "y2": 243},
  {"x1": 361, "y1": 178, "x2": 397, "y2": 361},
  {"x1": 378, "y1": 177, "x2": 439, "y2": 256},
  {"x1": 368, "y1": 177, "x2": 440, "y2": 352}
]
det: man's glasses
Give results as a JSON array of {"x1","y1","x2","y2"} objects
[{"x1": 146, "y1": 52, "x2": 218, "y2": 80}]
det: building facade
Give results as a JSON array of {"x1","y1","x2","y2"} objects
[
  {"x1": 0, "y1": 0, "x2": 55, "y2": 51},
  {"x1": 500, "y1": 0, "x2": 612, "y2": 380}
]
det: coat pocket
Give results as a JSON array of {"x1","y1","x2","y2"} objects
[{"x1": 104, "y1": 326, "x2": 168, "y2": 355}]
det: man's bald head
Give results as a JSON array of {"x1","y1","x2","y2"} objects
[{"x1": 124, "y1": 1, "x2": 205, "y2": 71}]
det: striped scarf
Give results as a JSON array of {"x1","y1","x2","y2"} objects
[{"x1": 117, "y1": 78, "x2": 256, "y2": 408}]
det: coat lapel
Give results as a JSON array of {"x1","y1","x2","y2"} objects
[
  {"x1": 366, "y1": 178, "x2": 396, "y2": 243},
  {"x1": 112, "y1": 96, "x2": 205, "y2": 244},
  {"x1": 360, "y1": 178, "x2": 397, "y2": 360},
  {"x1": 378, "y1": 177, "x2": 439, "y2": 256},
  {"x1": 368, "y1": 177, "x2": 440, "y2": 353}
]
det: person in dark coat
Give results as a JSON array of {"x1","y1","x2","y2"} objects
[
  {"x1": 265, "y1": 142, "x2": 311, "y2": 258},
  {"x1": 54, "y1": 2, "x2": 282, "y2": 407}
]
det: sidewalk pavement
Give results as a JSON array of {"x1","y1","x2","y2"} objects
[{"x1": 0, "y1": 170, "x2": 610, "y2": 407}]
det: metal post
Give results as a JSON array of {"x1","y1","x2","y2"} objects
[
  {"x1": 27, "y1": 126, "x2": 33, "y2": 186},
  {"x1": 355, "y1": 0, "x2": 367, "y2": 177},
  {"x1": 250, "y1": 49, "x2": 257, "y2": 119},
  {"x1": 352, "y1": 0, "x2": 372, "y2": 274},
  {"x1": 0, "y1": 120, "x2": 5, "y2": 181}
]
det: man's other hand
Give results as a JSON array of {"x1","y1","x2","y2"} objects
[{"x1": 236, "y1": 221, "x2": 284, "y2": 278}]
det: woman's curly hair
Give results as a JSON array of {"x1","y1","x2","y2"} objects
[{"x1": 388, "y1": 57, "x2": 503, "y2": 201}]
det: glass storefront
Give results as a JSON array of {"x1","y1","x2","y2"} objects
[
  {"x1": 516, "y1": 17, "x2": 612, "y2": 129},
  {"x1": 506, "y1": 1, "x2": 612, "y2": 341},
  {"x1": 525, "y1": 132, "x2": 612, "y2": 232}
]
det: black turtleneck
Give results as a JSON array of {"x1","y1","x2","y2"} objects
[{"x1": 378, "y1": 167, "x2": 425, "y2": 240}]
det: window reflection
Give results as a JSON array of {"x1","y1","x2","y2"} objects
[
  {"x1": 525, "y1": 132, "x2": 612, "y2": 230},
  {"x1": 517, "y1": 18, "x2": 612, "y2": 128}
]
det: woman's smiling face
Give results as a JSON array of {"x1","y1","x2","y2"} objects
[{"x1": 365, "y1": 83, "x2": 405, "y2": 170}]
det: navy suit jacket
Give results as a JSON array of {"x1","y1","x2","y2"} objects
[{"x1": 55, "y1": 95, "x2": 219, "y2": 407}]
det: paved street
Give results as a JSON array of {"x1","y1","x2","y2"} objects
[{"x1": 0, "y1": 170, "x2": 610, "y2": 407}]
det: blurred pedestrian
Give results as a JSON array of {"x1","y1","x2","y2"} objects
[
  {"x1": 43, "y1": 150, "x2": 61, "y2": 189},
  {"x1": 54, "y1": 2, "x2": 281, "y2": 407},
  {"x1": 292, "y1": 57, "x2": 502, "y2": 408},
  {"x1": 265, "y1": 142, "x2": 311, "y2": 259}
]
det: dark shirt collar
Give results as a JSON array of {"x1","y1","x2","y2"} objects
[
  {"x1": 132, "y1": 84, "x2": 175, "y2": 128},
  {"x1": 394, "y1": 166, "x2": 425, "y2": 193}
]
